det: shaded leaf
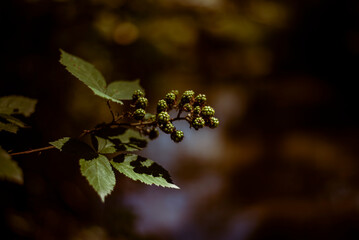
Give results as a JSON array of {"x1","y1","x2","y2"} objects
[
  {"x1": 50, "y1": 137, "x2": 97, "y2": 160},
  {"x1": 110, "y1": 154, "x2": 179, "y2": 189},
  {"x1": 0, "y1": 96, "x2": 37, "y2": 117},
  {"x1": 93, "y1": 136, "x2": 117, "y2": 154},
  {"x1": 106, "y1": 79, "x2": 143, "y2": 100},
  {"x1": 92, "y1": 127, "x2": 148, "y2": 153},
  {"x1": 0, "y1": 147, "x2": 23, "y2": 184},
  {"x1": 0, "y1": 114, "x2": 27, "y2": 134},
  {"x1": 80, "y1": 154, "x2": 115, "y2": 202},
  {"x1": 0, "y1": 122, "x2": 19, "y2": 133}
]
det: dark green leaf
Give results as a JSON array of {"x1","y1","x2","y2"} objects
[
  {"x1": 50, "y1": 137, "x2": 97, "y2": 160},
  {"x1": 92, "y1": 127, "x2": 148, "y2": 153},
  {"x1": 80, "y1": 154, "x2": 116, "y2": 202},
  {"x1": 110, "y1": 154, "x2": 179, "y2": 189},
  {"x1": 0, "y1": 114, "x2": 27, "y2": 134},
  {"x1": 0, "y1": 147, "x2": 23, "y2": 184},
  {"x1": 0, "y1": 96, "x2": 37, "y2": 117}
]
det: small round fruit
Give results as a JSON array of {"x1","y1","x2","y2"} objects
[
  {"x1": 192, "y1": 117, "x2": 205, "y2": 130},
  {"x1": 148, "y1": 128, "x2": 159, "y2": 139},
  {"x1": 165, "y1": 92, "x2": 177, "y2": 105},
  {"x1": 132, "y1": 89, "x2": 145, "y2": 101},
  {"x1": 183, "y1": 103, "x2": 193, "y2": 112},
  {"x1": 201, "y1": 106, "x2": 215, "y2": 118},
  {"x1": 160, "y1": 122, "x2": 175, "y2": 134},
  {"x1": 180, "y1": 90, "x2": 195, "y2": 104},
  {"x1": 195, "y1": 94, "x2": 207, "y2": 106},
  {"x1": 157, "y1": 111, "x2": 170, "y2": 124},
  {"x1": 207, "y1": 117, "x2": 219, "y2": 129},
  {"x1": 133, "y1": 108, "x2": 146, "y2": 120},
  {"x1": 136, "y1": 97, "x2": 148, "y2": 109},
  {"x1": 171, "y1": 130, "x2": 184, "y2": 143},
  {"x1": 157, "y1": 99, "x2": 168, "y2": 113}
]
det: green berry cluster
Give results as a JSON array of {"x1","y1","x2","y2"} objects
[
  {"x1": 131, "y1": 90, "x2": 148, "y2": 121},
  {"x1": 129, "y1": 89, "x2": 219, "y2": 143}
]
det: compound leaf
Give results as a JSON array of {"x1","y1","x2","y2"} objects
[
  {"x1": 0, "y1": 96, "x2": 37, "y2": 117},
  {"x1": 110, "y1": 154, "x2": 179, "y2": 189},
  {"x1": 0, "y1": 147, "x2": 23, "y2": 184},
  {"x1": 80, "y1": 154, "x2": 115, "y2": 202}
]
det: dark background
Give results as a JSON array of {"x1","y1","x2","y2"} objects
[{"x1": 1, "y1": 0, "x2": 359, "y2": 239}]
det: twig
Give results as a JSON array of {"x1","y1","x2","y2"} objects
[
  {"x1": 9, "y1": 116, "x2": 188, "y2": 156},
  {"x1": 107, "y1": 100, "x2": 115, "y2": 122},
  {"x1": 9, "y1": 146, "x2": 56, "y2": 156}
]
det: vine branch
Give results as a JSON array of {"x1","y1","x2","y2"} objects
[{"x1": 8, "y1": 116, "x2": 187, "y2": 156}]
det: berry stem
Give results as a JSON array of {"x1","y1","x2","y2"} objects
[{"x1": 107, "y1": 100, "x2": 116, "y2": 122}]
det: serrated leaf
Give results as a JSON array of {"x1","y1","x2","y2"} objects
[
  {"x1": 60, "y1": 50, "x2": 141, "y2": 104},
  {"x1": 0, "y1": 96, "x2": 37, "y2": 117},
  {"x1": 50, "y1": 137, "x2": 98, "y2": 159},
  {"x1": 92, "y1": 127, "x2": 148, "y2": 153},
  {"x1": 110, "y1": 154, "x2": 179, "y2": 189},
  {"x1": 80, "y1": 154, "x2": 116, "y2": 202},
  {"x1": 49, "y1": 137, "x2": 71, "y2": 150},
  {"x1": 106, "y1": 79, "x2": 143, "y2": 100},
  {"x1": 0, "y1": 147, "x2": 23, "y2": 184},
  {"x1": 94, "y1": 136, "x2": 117, "y2": 154}
]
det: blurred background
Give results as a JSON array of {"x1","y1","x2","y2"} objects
[{"x1": 1, "y1": 0, "x2": 359, "y2": 239}]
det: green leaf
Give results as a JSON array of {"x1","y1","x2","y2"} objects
[
  {"x1": 80, "y1": 154, "x2": 116, "y2": 202},
  {"x1": 49, "y1": 137, "x2": 71, "y2": 150},
  {"x1": 60, "y1": 50, "x2": 142, "y2": 104},
  {"x1": 110, "y1": 154, "x2": 179, "y2": 189},
  {"x1": 106, "y1": 79, "x2": 143, "y2": 100},
  {"x1": 0, "y1": 114, "x2": 27, "y2": 134},
  {"x1": 0, "y1": 147, "x2": 23, "y2": 184},
  {"x1": 0, "y1": 122, "x2": 19, "y2": 133},
  {"x1": 92, "y1": 127, "x2": 148, "y2": 153},
  {"x1": 93, "y1": 136, "x2": 117, "y2": 154},
  {"x1": 0, "y1": 96, "x2": 37, "y2": 117}
]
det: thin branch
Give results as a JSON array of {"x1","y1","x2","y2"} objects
[
  {"x1": 9, "y1": 115, "x2": 188, "y2": 156},
  {"x1": 106, "y1": 100, "x2": 116, "y2": 122},
  {"x1": 9, "y1": 146, "x2": 56, "y2": 156}
]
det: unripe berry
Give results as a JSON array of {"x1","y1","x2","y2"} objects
[
  {"x1": 133, "y1": 108, "x2": 146, "y2": 120},
  {"x1": 157, "y1": 111, "x2": 170, "y2": 124},
  {"x1": 160, "y1": 122, "x2": 175, "y2": 134},
  {"x1": 180, "y1": 90, "x2": 195, "y2": 104},
  {"x1": 201, "y1": 106, "x2": 215, "y2": 118},
  {"x1": 132, "y1": 89, "x2": 145, "y2": 101},
  {"x1": 192, "y1": 117, "x2": 205, "y2": 130},
  {"x1": 207, "y1": 117, "x2": 219, "y2": 129},
  {"x1": 165, "y1": 92, "x2": 177, "y2": 105},
  {"x1": 157, "y1": 99, "x2": 168, "y2": 113},
  {"x1": 136, "y1": 97, "x2": 148, "y2": 109},
  {"x1": 194, "y1": 94, "x2": 207, "y2": 106},
  {"x1": 183, "y1": 103, "x2": 193, "y2": 112},
  {"x1": 193, "y1": 106, "x2": 201, "y2": 116},
  {"x1": 148, "y1": 128, "x2": 159, "y2": 139},
  {"x1": 171, "y1": 130, "x2": 184, "y2": 143}
]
